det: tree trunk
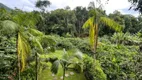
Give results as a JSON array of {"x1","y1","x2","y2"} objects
[
  {"x1": 94, "y1": 2, "x2": 98, "y2": 57},
  {"x1": 36, "y1": 52, "x2": 38, "y2": 80},
  {"x1": 94, "y1": 24, "x2": 98, "y2": 52},
  {"x1": 79, "y1": 21, "x2": 81, "y2": 36},
  {"x1": 16, "y1": 32, "x2": 21, "y2": 80},
  {"x1": 63, "y1": 68, "x2": 65, "y2": 80},
  {"x1": 94, "y1": 24, "x2": 98, "y2": 59}
]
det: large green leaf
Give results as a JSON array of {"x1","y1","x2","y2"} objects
[
  {"x1": 28, "y1": 28, "x2": 43, "y2": 36},
  {"x1": 18, "y1": 32, "x2": 31, "y2": 72},
  {"x1": 12, "y1": 11, "x2": 40, "y2": 28},
  {"x1": 82, "y1": 17, "x2": 95, "y2": 49},
  {"x1": 82, "y1": 16, "x2": 94, "y2": 29},
  {"x1": 73, "y1": 50, "x2": 83, "y2": 60},
  {"x1": 0, "y1": 20, "x2": 18, "y2": 35},
  {"x1": 99, "y1": 17, "x2": 123, "y2": 32},
  {"x1": 51, "y1": 60, "x2": 60, "y2": 74},
  {"x1": 27, "y1": 30, "x2": 44, "y2": 54}
]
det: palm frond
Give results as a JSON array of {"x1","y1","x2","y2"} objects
[
  {"x1": 74, "y1": 63, "x2": 83, "y2": 73},
  {"x1": 18, "y1": 32, "x2": 31, "y2": 72},
  {"x1": 100, "y1": 17, "x2": 123, "y2": 32},
  {"x1": 0, "y1": 20, "x2": 18, "y2": 35},
  {"x1": 62, "y1": 49, "x2": 69, "y2": 60},
  {"x1": 68, "y1": 49, "x2": 83, "y2": 60},
  {"x1": 29, "y1": 28, "x2": 43, "y2": 36},
  {"x1": 82, "y1": 17, "x2": 95, "y2": 49},
  {"x1": 74, "y1": 50, "x2": 83, "y2": 60},
  {"x1": 29, "y1": 36, "x2": 43, "y2": 54},
  {"x1": 82, "y1": 17, "x2": 94, "y2": 28},
  {"x1": 51, "y1": 60, "x2": 60, "y2": 74},
  {"x1": 27, "y1": 30, "x2": 44, "y2": 54},
  {"x1": 36, "y1": 38, "x2": 44, "y2": 53},
  {"x1": 12, "y1": 12, "x2": 39, "y2": 28},
  {"x1": 64, "y1": 49, "x2": 83, "y2": 63}
]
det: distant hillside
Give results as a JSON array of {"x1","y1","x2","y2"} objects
[{"x1": 0, "y1": 3, "x2": 12, "y2": 11}]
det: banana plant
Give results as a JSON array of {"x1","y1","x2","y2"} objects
[
  {"x1": 83, "y1": 1, "x2": 123, "y2": 55},
  {"x1": 27, "y1": 28, "x2": 56, "y2": 80},
  {"x1": 0, "y1": 9, "x2": 42, "y2": 80},
  {"x1": 0, "y1": 20, "x2": 29, "y2": 80},
  {"x1": 51, "y1": 49, "x2": 83, "y2": 80}
]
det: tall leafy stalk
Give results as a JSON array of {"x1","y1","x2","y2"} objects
[
  {"x1": 35, "y1": 52, "x2": 38, "y2": 80},
  {"x1": 16, "y1": 32, "x2": 20, "y2": 80},
  {"x1": 0, "y1": 9, "x2": 42, "y2": 79},
  {"x1": 51, "y1": 49, "x2": 83, "y2": 80},
  {"x1": 83, "y1": 1, "x2": 123, "y2": 55}
]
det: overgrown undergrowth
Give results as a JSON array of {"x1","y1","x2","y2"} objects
[{"x1": 1, "y1": 33, "x2": 142, "y2": 80}]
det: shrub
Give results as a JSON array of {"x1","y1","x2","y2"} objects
[
  {"x1": 133, "y1": 52, "x2": 142, "y2": 80},
  {"x1": 0, "y1": 36, "x2": 17, "y2": 80},
  {"x1": 46, "y1": 35, "x2": 75, "y2": 50},
  {"x1": 83, "y1": 55, "x2": 107, "y2": 80},
  {"x1": 46, "y1": 35, "x2": 93, "y2": 55},
  {"x1": 20, "y1": 65, "x2": 36, "y2": 80},
  {"x1": 96, "y1": 41, "x2": 139, "y2": 80},
  {"x1": 111, "y1": 32, "x2": 142, "y2": 45},
  {"x1": 67, "y1": 38, "x2": 93, "y2": 55}
]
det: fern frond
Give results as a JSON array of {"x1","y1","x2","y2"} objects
[
  {"x1": 12, "y1": 12, "x2": 40, "y2": 28},
  {"x1": 35, "y1": 38, "x2": 44, "y2": 53},
  {"x1": 100, "y1": 17, "x2": 123, "y2": 32},
  {"x1": 18, "y1": 32, "x2": 31, "y2": 72},
  {"x1": 29, "y1": 28, "x2": 43, "y2": 36}
]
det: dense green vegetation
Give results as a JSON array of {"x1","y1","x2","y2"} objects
[{"x1": 0, "y1": 0, "x2": 142, "y2": 80}]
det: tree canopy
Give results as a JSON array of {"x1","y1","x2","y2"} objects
[{"x1": 129, "y1": 0, "x2": 142, "y2": 13}]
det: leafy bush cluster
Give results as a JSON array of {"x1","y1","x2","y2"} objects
[
  {"x1": 1, "y1": 32, "x2": 142, "y2": 80},
  {"x1": 47, "y1": 35, "x2": 93, "y2": 55},
  {"x1": 83, "y1": 55, "x2": 107, "y2": 80},
  {"x1": 0, "y1": 36, "x2": 17, "y2": 80},
  {"x1": 96, "y1": 34, "x2": 142, "y2": 80},
  {"x1": 46, "y1": 34, "x2": 142, "y2": 80},
  {"x1": 111, "y1": 32, "x2": 142, "y2": 45}
]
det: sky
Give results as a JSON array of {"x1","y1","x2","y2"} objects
[{"x1": 0, "y1": 0, "x2": 140, "y2": 17}]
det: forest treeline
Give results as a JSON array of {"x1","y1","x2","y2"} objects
[
  {"x1": 0, "y1": 0, "x2": 142, "y2": 37},
  {"x1": 0, "y1": 0, "x2": 142, "y2": 80},
  {"x1": 36, "y1": 6, "x2": 142, "y2": 37}
]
